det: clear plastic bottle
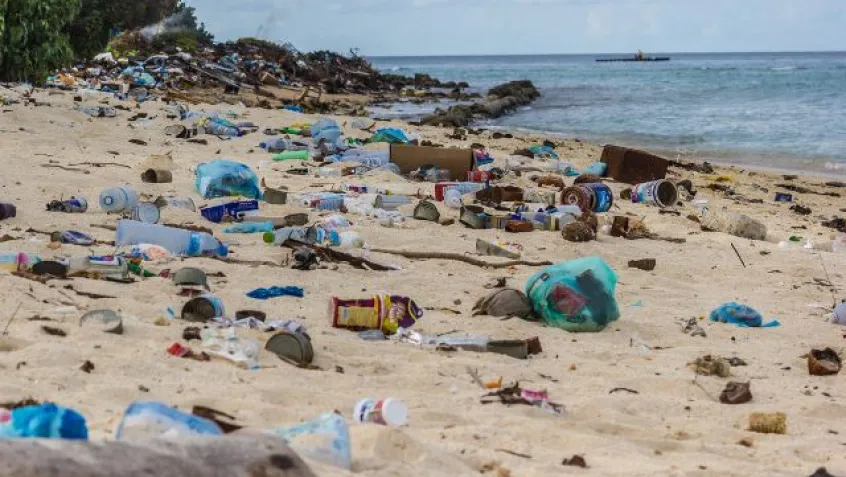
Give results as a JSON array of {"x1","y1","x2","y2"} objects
[
  {"x1": 100, "y1": 186, "x2": 139, "y2": 214},
  {"x1": 116, "y1": 220, "x2": 228, "y2": 257},
  {"x1": 321, "y1": 214, "x2": 351, "y2": 230},
  {"x1": 259, "y1": 138, "x2": 291, "y2": 153},
  {"x1": 263, "y1": 227, "x2": 325, "y2": 246},
  {"x1": 444, "y1": 189, "x2": 463, "y2": 209},
  {"x1": 223, "y1": 221, "x2": 274, "y2": 234},
  {"x1": 329, "y1": 230, "x2": 364, "y2": 248}
]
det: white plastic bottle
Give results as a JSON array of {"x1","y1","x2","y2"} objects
[
  {"x1": 115, "y1": 220, "x2": 228, "y2": 257},
  {"x1": 100, "y1": 186, "x2": 139, "y2": 213}
]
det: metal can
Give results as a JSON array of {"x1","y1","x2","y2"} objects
[
  {"x1": 631, "y1": 180, "x2": 679, "y2": 208},
  {"x1": 584, "y1": 183, "x2": 614, "y2": 213}
]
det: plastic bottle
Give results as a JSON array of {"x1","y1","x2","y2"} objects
[
  {"x1": 116, "y1": 220, "x2": 228, "y2": 257},
  {"x1": 155, "y1": 196, "x2": 196, "y2": 212},
  {"x1": 202, "y1": 117, "x2": 239, "y2": 137},
  {"x1": 115, "y1": 401, "x2": 222, "y2": 441},
  {"x1": 321, "y1": 214, "x2": 351, "y2": 230},
  {"x1": 353, "y1": 398, "x2": 408, "y2": 427},
  {"x1": 263, "y1": 227, "x2": 325, "y2": 246},
  {"x1": 329, "y1": 230, "x2": 364, "y2": 248},
  {"x1": 53, "y1": 230, "x2": 95, "y2": 246},
  {"x1": 259, "y1": 138, "x2": 291, "y2": 153},
  {"x1": 317, "y1": 166, "x2": 343, "y2": 177},
  {"x1": 100, "y1": 186, "x2": 139, "y2": 214},
  {"x1": 832, "y1": 233, "x2": 846, "y2": 254},
  {"x1": 273, "y1": 150, "x2": 310, "y2": 161},
  {"x1": 223, "y1": 221, "x2": 274, "y2": 234},
  {"x1": 0, "y1": 253, "x2": 41, "y2": 272}
]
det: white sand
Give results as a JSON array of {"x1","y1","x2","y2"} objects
[{"x1": 0, "y1": 86, "x2": 845, "y2": 476}]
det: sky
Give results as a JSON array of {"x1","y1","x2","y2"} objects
[{"x1": 185, "y1": 0, "x2": 846, "y2": 56}]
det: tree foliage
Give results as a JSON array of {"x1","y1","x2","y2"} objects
[{"x1": 0, "y1": 0, "x2": 80, "y2": 81}]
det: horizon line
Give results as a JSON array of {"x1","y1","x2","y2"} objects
[{"x1": 365, "y1": 49, "x2": 846, "y2": 58}]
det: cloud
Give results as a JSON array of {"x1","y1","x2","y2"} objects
[{"x1": 185, "y1": 0, "x2": 846, "y2": 55}]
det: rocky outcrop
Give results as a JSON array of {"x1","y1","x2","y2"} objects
[{"x1": 421, "y1": 80, "x2": 540, "y2": 127}]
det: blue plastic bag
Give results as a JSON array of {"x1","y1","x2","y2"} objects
[
  {"x1": 370, "y1": 128, "x2": 410, "y2": 144},
  {"x1": 247, "y1": 286, "x2": 304, "y2": 300},
  {"x1": 0, "y1": 403, "x2": 88, "y2": 439},
  {"x1": 525, "y1": 256, "x2": 620, "y2": 332},
  {"x1": 195, "y1": 160, "x2": 262, "y2": 199},
  {"x1": 310, "y1": 118, "x2": 343, "y2": 145},
  {"x1": 709, "y1": 302, "x2": 780, "y2": 328}
]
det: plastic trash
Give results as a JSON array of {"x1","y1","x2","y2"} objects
[
  {"x1": 525, "y1": 256, "x2": 620, "y2": 332},
  {"x1": 444, "y1": 189, "x2": 463, "y2": 209},
  {"x1": 116, "y1": 220, "x2": 228, "y2": 257},
  {"x1": 263, "y1": 226, "x2": 325, "y2": 246},
  {"x1": 833, "y1": 302, "x2": 846, "y2": 325},
  {"x1": 0, "y1": 403, "x2": 88, "y2": 439},
  {"x1": 200, "y1": 328, "x2": 261, "y2": 368},
  {"x1": 246, "y1": 286, "x2": 304, "y2": 300},
  {"x1": 709, "y1": 302, "x2": 780, "y2": 328},
  {"x1": 353, "y1": 398, "x2": 408, "y2": 427},
  {"x1": 200, "y1": 200, "x2": 260, "y2": 223},
  {"x1": 115, "y1": 401, "x2": 222, "y2": 441},
  {"x1": 582, "y1": 162, "x2": 607, "y2": 176},
  {"x1": 321, "y1": 214, "x2": 352, "y2": 230},
  {"x1": 369, "y1": 127, "x2": 410, "y2": 144},
  {"x1": 100, "y1": 186, "x2": 139, "y2": 214},
  {"x1": 310, "y1": 118, "x2": 343, "y2": 145},
  {"x1": 55, "y1": 230, "x2": 95, "y2": 246},
  {"x1": 330, "y1": 295, "x2": 423, "y2": 335},
  {"x1": 272, "y1": 150, "x2": 310, "y2": 161},
  {"x1": 273, "y1": 412, "x2": 351, "y2": 470},
  {"x1": 200, "y1": 117, "x2": 240, "y2": 137},
  {"x1": 259, "y1": 138, "x2": 292, "y2": 153},
  {"x1": 224, "y1": 221, "x2": 274, "y2": 234},
  {"x1": 0, "y1": 252, "x2": 41, "y2": 272},
  {"x1": 75, "y1": 104, "x2": 116, "y2": 118},
  {"x1": 195, "y1": 160, "x2": 261, "y2": 200},
  {"x1": 329, "y1": 230, "x2": 364, "y2": 248}
]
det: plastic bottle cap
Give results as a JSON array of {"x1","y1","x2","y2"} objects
[{"x1": 262, "y1": 232, "x2": 275, "y2": 244}]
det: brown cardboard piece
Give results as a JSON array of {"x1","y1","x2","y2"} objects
[{"x1": 390, "y1": 144, "x2": 475, "y2": 181}]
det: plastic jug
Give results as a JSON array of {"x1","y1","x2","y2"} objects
[
  {"x1": 116, "y1": 220, "x2": 228, "y2": 257},
  {"x1": 100, "y1": 186, "x2": 139, "y2": 214}
]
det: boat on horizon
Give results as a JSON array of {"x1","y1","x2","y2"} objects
[{"x1": 596, "y1": 50, "x2": 670, "y2": 62}]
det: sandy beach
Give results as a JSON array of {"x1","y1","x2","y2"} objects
[{"x1": 1, "y1": 85, "x2": 845, "y2": 476}]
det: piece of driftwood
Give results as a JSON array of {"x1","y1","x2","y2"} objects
[
  {"x1": 69, "y1": 161, "x2": 131, "y2": 169},
  {"x1": 282, "y1": 240, "x2": 394, "y2": 271},
  {"x1": 0, "y1": 435, "x2": 315, "y2": 477},
  {"x1": 369, "y1": 248, "x2": 552, "y2": 269},
  {"x1": 41, "y1": 164, "x2": 89, "y2": 174}
]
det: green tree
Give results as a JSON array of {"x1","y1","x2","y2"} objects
[{"x1": 0, "y1": 0, "x2": 80, "y2": 82}]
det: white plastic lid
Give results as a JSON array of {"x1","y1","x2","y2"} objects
[{"x1": 378, "y1": 398, "x2": 408, "y2": 427}]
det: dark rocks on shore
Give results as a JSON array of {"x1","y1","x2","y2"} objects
[{"x1": 420, "y1": 80, "x2": 541, "y2": 128}]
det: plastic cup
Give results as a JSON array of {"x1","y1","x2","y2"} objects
[{"x1": 353, "y1": 398, "x2": 407, "y2": 427}]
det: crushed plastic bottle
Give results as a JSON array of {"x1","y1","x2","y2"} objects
[
  {"x1": 115, "y1": 401, "x2": 222, "y2": 441},
  {"x1": 273, "y1": 413, "x2": 351, "y2": 470}
]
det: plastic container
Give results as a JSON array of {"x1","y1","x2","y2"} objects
[
  {"x1": 99, "y1": 186, "x2": 139, "y2": 214},
  {"x1": 321, "y1": 215, "x2": 351, "y2": 230},
  {"x1": 259, "y1": 138, "x2": 291, "y2": 153},
  {"x1": 200, "y1": 200, "x2": 260, "y2": 223},
  {"x1": 115, "y1": 401, "x2": 222, "y2": 441},
  {"x1": 329, "y1": 230, "x2": 364, "y2": 248},
  {"x1": 317, "y1": 166, "x2": 343, "y2": 177},
  {"x1": 310, "y1": 118, "x2": 343, "y2": 145},
  {"x1": 155, "y1": 196, "x2": 196, "y2": 212},
  {"x1": 63, "y1": 197, "x2": 88, "y2": 213},
  {"x1": 353, "y1": 398, "x2": 408, "y2": 427},
  {"x1": 426, "y1": 168, "x2": 451, "y2": 183},
  {"x1": 444, "y1": 189, "x2": 463, "y2": 209},
  {"x1": 224, "y1": 221, "x2": 274, "y2": 234},
  {"x1": 201, "y1": 117, "x2": 239, "y2": 137},
  {"x1": 54, "y1": 230, "x2": 95, "y2": 246},
  {"x1": 130, "y1": 202, "x2": 161, "y2": 224},
  {"x1": 116, "y1": 220, "x2": 228, "y2": 257},
  {"x1": 630, "y1": 180, "x2": 679, "y2": 208},
  {"x1": 263, "y1": 226, "x2": 325, "y2": 246},
  {"x1": 273, "y1": 413, "x2": 351, "y2": 470}
]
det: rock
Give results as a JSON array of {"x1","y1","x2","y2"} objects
[
  {"x1": 790, "y1": 204, "x2": 812, "y2": 215},
  {"x1": 562, "y1": 220, "x2": 595, "y2": 242},
  {"x1": 628, "y1": 258, "x2": 657, "y2": 271},
  {"x1": 421, "y1": 80, "x2": 540, "y2": 127},
  {"x1": 808, "y1": 348, "x2": 842, "y2": 376},
  {"x1": 0, "y1": 435, "x2": 315, "y2": 477},
  {"x1": 810, "y1": 468, "x2": 842, "y2": 477},
  {"x1": 700, "y1": 212, "x2": 767, "y2": 241},
  {"x1": 822, "y1": 217, "x2": 846, "y2": 232},
  {"x1": 720, "y1": 381, "x2": 752, "y2": 404},
  {"x1": 825, "y1": 181, "x2": 846, "y2": 188},
  {"x1": 691, "y1": 355, "x2": 730, "y2": 377}
]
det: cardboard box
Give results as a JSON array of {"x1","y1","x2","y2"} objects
[
  {"x1": 390, "y1": 144, "x2": 475, "y2": 181},
  {"x1": 600, "y1": 145, "x2": 668, "y2": 185}
]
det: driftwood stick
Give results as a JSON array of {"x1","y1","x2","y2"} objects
[
  {"x1": 282, "y1": 240, "x2": 393, "y2": 271},
  {"x1": 369, "y1": 248, "x2": 552, "y2": 269},
  {"x1": 69, "y1": 161, "x2": 131, "y2": 169}
]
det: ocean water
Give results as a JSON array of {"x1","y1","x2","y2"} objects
[{"x1": 369, "y1": 52, "x2": 846, "y2": 174}]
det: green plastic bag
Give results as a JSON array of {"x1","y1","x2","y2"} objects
[{"x1": 525, "y1": 256, "x2": 620, "y2": 332}]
